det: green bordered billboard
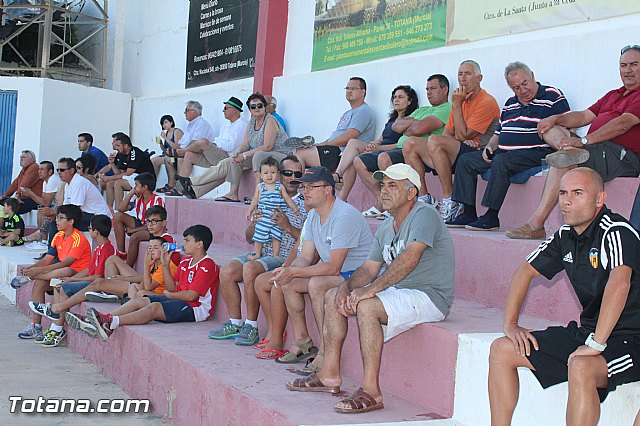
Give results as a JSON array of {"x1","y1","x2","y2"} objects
[{"x1": 312, "y1": 0, "x2": 447, "y2": 72}]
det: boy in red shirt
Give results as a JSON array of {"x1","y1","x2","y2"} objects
[
  {"x1": 112, "y1": 172, "x2": 164, "y2": 266},
  {"x1": 75, "y1": 225, "x2": 219, "y2": 340},
  {"x1": 28, "y1": 214, "x2": 113, "y2": 346},
  {"x1": 18, "y1": 204, "x2": 91, "y2": 342}
]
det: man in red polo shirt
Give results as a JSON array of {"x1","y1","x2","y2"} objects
[{"x1": 507, "y1": 45, "x2": 640, "y2": 240}]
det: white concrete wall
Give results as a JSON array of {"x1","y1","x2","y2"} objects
[
  {"x1": 0, "y1": 77, "x2": 131, "y2": 180},
  {"x1": 277, "y1": 6, "x2": 640, "y2": 140}
]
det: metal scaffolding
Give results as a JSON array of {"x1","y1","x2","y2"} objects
[{"x1": 0, "y1": 0, "x2": 108, "y2": 87}]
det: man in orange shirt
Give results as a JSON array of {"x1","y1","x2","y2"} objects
[
  {"x1": 18, "y1": 204, "x2": 91, "y2": 343},
  {"x1": 1, "y1": 150, "x2": 43, "y2": 214},
  {"x1": 402, "y1": 60, "x2": 500, "y2": 221}
]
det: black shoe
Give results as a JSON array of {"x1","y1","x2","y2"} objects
[
  {"x1": 182, "y1": 179, "x2": 197, "y2": 199},
  {"x1": 33, "y1": 253, "x2": 46, "y2": 261}
]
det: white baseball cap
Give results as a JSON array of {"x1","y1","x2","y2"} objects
[{"x1": 372, "y1": 163, "x2": 421, "y2": 190}]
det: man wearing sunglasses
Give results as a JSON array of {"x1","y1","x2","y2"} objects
[
  {"x1": 174, "y1": 97, "x2": 248, "y2": 195},
  {"x1": 209, "y1": 156, "x2": 308, "y2": 345},
  {"x1": 508, "y1": 45, "x2": 640, "y2": 240}
]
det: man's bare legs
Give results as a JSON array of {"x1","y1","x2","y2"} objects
[
  {"x1": 489, "y1": 335, "x2": 609, "y2": 426},
  {"x1": 113, "y1": 212, "x2": 136, "y2": 252},
  {"x1": 282, "y1": 277, "x2": 314, "y2": 353},
  {"x1": 113, "y1": 179, "x2": 132, "y2": 211},
  {"x1": 354, "y1": 156, "x2": 383, "y2": 212},
  {"x1": 402, "y1": 136, "x2": 433, "y2": 196},
  {"x1": 306, "y1": 275, "x2": 343, "y2": 366},
  {"x1": 217, "y1": 261, "x2": 244, "y2": 319},
  {"x1": 294, "y1": 146, "x2": 321, "y2": 170},
  {"x1": 427, "y1": 135, "x2": 463, "y2": 198},
  {"x1": 334, "y1": 139, "x2": 366, "y2": 201},
  {"x1": 255, "y1": 271, "x2": 288, "y2": 351},
  {"x1": 105, "y1": 180, "x2": 116, "y2": 208}
]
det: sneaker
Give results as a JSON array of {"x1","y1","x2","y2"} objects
[
  {"x1": 10, "y1": 275, "x2": 31, "y2": 289},
  {"x1": 376, "y1": 211, "x2": 391, "y2": 221},
  {"x1": 42, "y1": 329, "x2": 66, "y2": 348},
  {"x1": 208, "y1": 320, "x2": 241, "y2": 340},
  {"x1": 18, "y1": 323, "x2": 42, "y2": 339},
  {"x1": 26, "y1": 241, "x2": 48, "y2": 252},
  {"x1": 440, "y1": 201, "x2": 465, "y2": 223},
  {"x1": 28, "y1": 301, "x2": 60, "y2": 321},
  {"x1": 445, "y1": 213, "x2": 477, "y2": 228},
  {"x1": 85, "y1": 291, "x2": 120, "y2": 303},
  {"x1": 85, "y1": 307, "x2": 113, "y2": 341},
  {"x1": 65, "y1": 312, "x2": 98, "y2": 339},
  {"x1": 418, "y1": 193, "x2": 440, "y2": 209},
  {"x1": 465, "y1": 215, "x2": 500, "y2": 231},
  {"x1": 234, "y1": 324, "x2": 259, "y2": 346},
  {"x1": 545, "y1": 147, "x2": 590, "y2": 169},
  {"x1": 34, "y1": 329, "x2": 55, "y2": 344}
]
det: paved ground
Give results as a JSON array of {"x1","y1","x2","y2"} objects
[{"x1": 0, "y1": 295, "x2": 166, "y2": 426}]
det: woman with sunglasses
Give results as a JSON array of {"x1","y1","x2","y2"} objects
[
  {"x1": 331, "y1": 85, "x2": 419, "y2": 202},
  {"x1": 214, "y1": 93, "x2": 289, "y2": 202}
]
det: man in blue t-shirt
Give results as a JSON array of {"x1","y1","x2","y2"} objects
[
  {"x1": 78, "y1": 132, "x2": 108, "y2": 172},
  {"x1": 294, "y1": 77, "x2": 376, "y2": 172}
]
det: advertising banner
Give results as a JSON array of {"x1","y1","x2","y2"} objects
[
  {"x1": 185, "y1": 0, "x2": 259, "y2": 89},
  {"x1": 312, "y1": 0, "x2": 447, "y2": 72},
  {"x1": 447, "y1": 0, "x2": 640, "y2": 44}
]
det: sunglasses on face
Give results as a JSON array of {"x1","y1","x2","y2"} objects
[
  {"x1": 249, "y1": 103, "x2": 264, "y2": 110},
  {"x1": 281, "y1": 170, "x2": 303, "y2": 178},
  {"x1": 57, "y1": 168, "x2": 69, "y2": 172}
]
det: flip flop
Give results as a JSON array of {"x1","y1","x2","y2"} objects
[
  {"x1": 286, "y1": 373, "x2": 340, "y2": 394},
  {"x1": 243, "y1": 197, "x2": 252, "y2": 205},
  {"x1": 334, "y1": 388, "x2": 384, "y2": 413},
  {"x1": 255, "y1": 348, "x2": 288, "y2": 360},
  {"x1": 275, "y1": 340, "x2": 318, "y2": 364},
  {"x1": 362, "y1": 206, "x2": 382, "y2": 217},
  {"x1": 215, "y1": 196, "x2": 241, "y2": 202}
]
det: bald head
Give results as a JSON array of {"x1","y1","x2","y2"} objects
[
  {"x1": 559, "y1": 167, "x2": 606, "y2": 233},
  {"x1": 563, "y1": 167, "x2": 604, "y2": 192}
]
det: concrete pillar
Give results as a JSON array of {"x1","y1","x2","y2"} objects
[{"x1": 253, "y1": 0, "x2": 288, "y2": 95}]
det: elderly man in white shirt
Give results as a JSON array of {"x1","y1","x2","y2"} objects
[{"x1": 175, "y1": 96, "x2": 248, "y2": 195}]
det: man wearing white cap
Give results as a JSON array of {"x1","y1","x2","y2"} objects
[{"x1": 286, "y1": 163, "x2": 455, "y2": 414}]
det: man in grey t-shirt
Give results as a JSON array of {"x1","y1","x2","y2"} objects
[
  {"x1": 271, "y1": 166, "x2": 373, "y2": 371},
  {"x1": 294, "y1": 77, "x2": 376, "y2": 172},
  {"x1": 286, "y1": 163, "x2": 455, "y2": 414}
]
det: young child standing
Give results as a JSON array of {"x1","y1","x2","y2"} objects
[
  {"x1": 0, "y1": 198, "x2": 25, "y2": 246},
  {"x1": 246, "y1": 157, "x2": 299, "y2": 260}
]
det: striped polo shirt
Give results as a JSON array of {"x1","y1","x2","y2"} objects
[{"x1": 496, "y1": 83, "x2": 570, "y2": 150}]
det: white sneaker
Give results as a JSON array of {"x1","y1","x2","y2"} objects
[
  {"x1": 418, "y1": 194, "x2": 440, "y2": 209},
  {"x1": 440, "y1": 200, "x2": 465, "y2": 223},
  {"x1": 26, "y1": 241, "x2": 48, "y2": 252},
  {"x1": 362, "y1": 206, "x2": 383, "y2": 217}
]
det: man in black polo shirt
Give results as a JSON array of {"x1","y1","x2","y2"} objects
[
  {"x1": 98, "y1": 133, "x2": 155, "y2": 210},
  {"x1": 488, "y1": 167, "x2": 640, "y2": 426}
]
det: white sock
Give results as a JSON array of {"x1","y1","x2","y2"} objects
[
  {"x1": 230, "y1": 318, "x2": 243, "y2": 326},
  {"x1": 245, "y1": 320, "x2": 258, "y2": 328},
  {"x1": 50, "y1": 323, "x2": 63, "y2": 332},
  {"x1": 443, "y1": 197, "x2": 452, "y2": 204},
  {"x1": 110, "y1": 315, "x2": 120, "y2": 330}
]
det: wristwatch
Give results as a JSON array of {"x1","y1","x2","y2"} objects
[
  {"x1": 585, "y1": 333, "x2": 607, "y2": 351},
  {"x1": 580, "y1": 136, "x2": 588, "y2": 145}
]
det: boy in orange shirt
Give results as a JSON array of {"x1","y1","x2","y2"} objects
[{"x1": 18, "y1": 204, "x2": 92, "y2": 342}]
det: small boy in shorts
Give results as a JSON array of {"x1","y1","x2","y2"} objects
[
  {"x1": 28, "y1": 214, "x2": 113, "y2": 346},
  {"x1": 75, "y1": 225, "x2": 220, "y2": 341},
  {"x1": 0, "y1": 198, "x2": 25, "y2": 246}
]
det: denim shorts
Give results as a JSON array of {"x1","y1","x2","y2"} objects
[
  {"x1": 62, "y1": 281, "x2": 92, "y2": 297},
  {"x1": 233, "y1": 252, "x2": 284, "y2": 272}
]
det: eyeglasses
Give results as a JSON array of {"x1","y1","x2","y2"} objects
[
  {"x1": 144, "y1": 219, "x2": 163, "y2": 225},
  {"x1": 281, "y1": 170, "x2": 303, "y2": 178},
  {"x1": 344, "y1": 86, "x2": 362, "y2": 91},
  {"x1": 57, "y1": 168, "x2": 69, "y2": 172},
  {"x1": 621, "y1": 45, "x2": 640, "y2": 54},
  {"x1": 184, "y1": 108, "x2": 195, "y2": 113},
  {"x1": 299, "y1": 184, "x2": 328, "y2": 192},
  {"x1": 249, "y1": 103, "x2": 264, "y2": 110},
  {"x1": 56, "y1": 215, "x2": 68, "y2": 221}
]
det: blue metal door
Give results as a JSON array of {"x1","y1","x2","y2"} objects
[{"x1": 0, "y1": 90, "x2": 18, "y2": 193}]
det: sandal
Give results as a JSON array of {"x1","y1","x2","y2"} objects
[
  {"x1": 362, "y1": 206, "x2": 383, "y2": 217},
  {"x1": 334, "y1": 388, "x2": 384, "y2": 413},
  {"x1": 253, "y1": 331, "x2": 287, "y2": 349},
  {"x1": 165, "y1": 188, "x2": 183, "y2": 197},
  {"x1": 156, "y1": 184, "x2": 174, "y2": 194},
  {"x1": 333, "y1": 173, "x2": 343, "y2": 191},
  {"x1": 275, "y1": 339, "x2": 318, "y2": 364},
  {"x1": 286, "y1": 373, "x2": 340, "y2": 394},
  {"x1": 255, "y1": 348, "x2": 288, "y2": 360}
]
